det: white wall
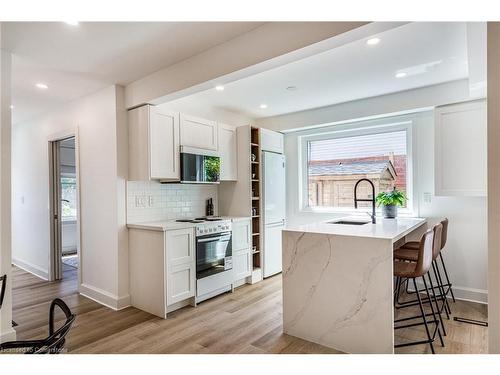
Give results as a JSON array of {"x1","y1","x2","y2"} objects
[
  {"x1": 257, "y1": 80, "x2": 472, "y2": 132},
  {"x1": 12, "y1": 85, "x2": 130, "y2": 309},
  {"x1": 264, "y1": 85, "x2": 488, "y2": 303}
]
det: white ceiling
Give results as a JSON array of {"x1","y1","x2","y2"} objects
[
  {"x1": 3, "y1": 22, "x2": 264, "y2": 123},
  {"x1": 168, "y1": 22, "x2": 472, "y2": 119}
]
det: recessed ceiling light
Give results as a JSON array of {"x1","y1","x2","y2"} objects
[
  {"x1": 10, "y1": 105, "x2": 14, "y2": 110},
  {"x1": 259, "y1": 104, "x2": 268, "y2": 109},
  {"x1": 215, "y1": 85, "x2": 225, "y2": 91},
  {"x1": 64, "y1": 21, "x2": 79, "y2": 26},
  {"x1": 366, "y1": 38, "x2": 381, "y2": 46},
  {"x1": 286, "y1": 86, "x2": 297, "y2": 91},
  {"x1": 36, "y1": 83, "x2": 49, "y2": 89},
  {"x1": 395, "y1": 72, "x2": 407, "y2": 78}
]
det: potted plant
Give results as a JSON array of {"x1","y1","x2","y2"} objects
[{"x1": 376, "y1": 188, "x2": 407, "y2": 219}]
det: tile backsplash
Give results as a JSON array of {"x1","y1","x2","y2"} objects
[{"x1": 127, "y1": 181, "x2": 218, "y2": 223}]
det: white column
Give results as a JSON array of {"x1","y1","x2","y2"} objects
[
  {"x1": 488, "y1": 22, "x2": 500, "y2": 353},
  {"x1": 0, "y1": 25, "x2": 15, "y2": 342}
]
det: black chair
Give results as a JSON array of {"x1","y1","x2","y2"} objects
[
  {"x1": 0, "y1": 298, "x2": 76, "y2": 354},
  {"x1": 0, "y1": 274, "x2": 6, "y2": 310}
]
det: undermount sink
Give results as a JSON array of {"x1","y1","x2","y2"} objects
[{"x1": 328, "y1": 220, "x2": 370, "y2": 225}]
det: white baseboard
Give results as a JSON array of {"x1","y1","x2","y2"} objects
[
  {"x1": 79, "y1": 283, "x2": 130, "y2": 311},
  {"x1": 0, "y1": 327, "x2": 17, "y2": 343},
  {"x1": 12, "y1": 258, "x2": 49, "y2": 280},
  {"x1": 409, "y1": 281, "x2": 487, "y2": 304}
]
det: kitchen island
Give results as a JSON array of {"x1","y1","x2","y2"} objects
[{"x1": 282, "y1": 216, "x2": 426, "y2": 354}]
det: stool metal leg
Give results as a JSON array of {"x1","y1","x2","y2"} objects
[
  {"x1": 439, "y1": 252, "x2": 456, "y2": 303},
  {"x1": 433, "y1": 260, "x2": 452, "y2": 316},
  {"x1": 426, "y1": 270, "x2": 447, "y2": 339},
  {"x1": 414, "y1": 277, "x2": 435, "y2": 354}
]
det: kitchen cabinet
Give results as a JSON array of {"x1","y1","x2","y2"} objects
[
  {"x1": 434, "y1": 100, "x2": 487, "y2": 196},
  {"x1": 260, "y1": 128, "x2": 284, "y2": 154},
  {"x1": 232, "y1": 219, "x2": 252, "y2": 282},
  {"x1": 218, "y1": 123, "x2": 238, "y2": 181},
  {"x1": 166, "y1": 228, "x2": 196, "y2": 305},
  {"x1": 129, "y1": 227, "x2": 195, "y2": 319},
  {"x1": 128, "y1": 105, "x2": 180, "y2": 181},
  {"x1": 180, "y1": 113, "x2": 218, "y2": 151}
]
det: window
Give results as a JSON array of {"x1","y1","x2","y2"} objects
[
  {"x1": 61, "y1": 175, "x2": 77, "y2": 220},
  {"x1": 301, "y1": 121, "x2": 412, "y2": 212}
]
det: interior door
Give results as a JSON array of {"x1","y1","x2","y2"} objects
[
  {"x1": 263, "y1": 151, "x2": 286, "y2": 225},
  {"x1": 50, "y1": 141, "x2": 63, "y2": 280}
]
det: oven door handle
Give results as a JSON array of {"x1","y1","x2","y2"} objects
[{"x1": 197, "y1": 235, "x2": 231, "y2": 243}]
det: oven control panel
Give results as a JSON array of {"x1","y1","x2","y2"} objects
[{"x1": 196, "y1": 221, "x2": 232, "y2": 236}]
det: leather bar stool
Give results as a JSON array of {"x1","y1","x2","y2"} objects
[
  {"x1": 394, "y1": 219, "x2": 453, "y2": 319},
  {"x1": 394, "y1": 222, "x2": 448, "y2": 337},
  {"x1": 394, "y1": 226, "x2": 444, "y2": 354}
]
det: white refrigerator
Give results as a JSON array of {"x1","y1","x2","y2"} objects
[{"x1": 262, "y1": 151, "x2": 286, "y2": 278}]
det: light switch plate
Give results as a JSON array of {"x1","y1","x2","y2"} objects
[{"x1": 423, "y1": 192, "x2": 432, "y2": 204}]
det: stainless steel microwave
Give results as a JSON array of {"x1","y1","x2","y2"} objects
[{"x1": 180, "y1": 146, "x2": 220, "y2": 184}]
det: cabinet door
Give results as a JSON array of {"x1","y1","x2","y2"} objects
[
  {"x1": 218, "y1": 123, "x2": 238, "y2": 181},
  {"x1": 435, "y1": 100, "x2": 486, "y2": 196},
  {"x1": 166, "y1": 228, "x2": 196, "y2": 305},
  {"x1": 232, "y1": 219, "x2": 251, "y2": 251},
  {"x1": 260, "y1": 128, "x2": 284, "y2": 154},
  {"x1": 150, "y1": 108, "x2": 180, "y2": 180},
  {"x1": 180, "y1": 114, "x2": 218, "y2": 150},
  {"x1": 233, "y1": 249, "x2": 252, "y2": 281}
]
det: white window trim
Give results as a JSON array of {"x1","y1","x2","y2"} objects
[{"x1": 298, "y1": 116, "x2": 416, "y2": 216}]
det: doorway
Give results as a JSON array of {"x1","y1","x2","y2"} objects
[{"x1": 49, "y1": 136, "x2": 79, "y2": 281}]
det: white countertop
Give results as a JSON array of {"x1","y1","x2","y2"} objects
[
  {"x1": 284, "y1": 216, "x2": 427, "y2": 241},
  {"x1": 127, "y1": 216, "x2": 251, "y2": 232}
]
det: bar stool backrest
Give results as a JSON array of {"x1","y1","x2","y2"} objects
[
  {"x1": 440, "y1": 218, "x2": 449, "y2": 249},
  {"x1": 414, "y1": 228, "x2": 435, "y2": 277},
  {"x1": 432, "y1": 222, "x2": 443, "y2": 260}
]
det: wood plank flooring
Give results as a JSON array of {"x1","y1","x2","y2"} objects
[{"x1": 11, "y1": 265, "x2": 487, "y2": 354}]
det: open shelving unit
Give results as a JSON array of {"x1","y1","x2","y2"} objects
[{"x1": 250, "y1": 126, "x2": 263, "y2": 282}]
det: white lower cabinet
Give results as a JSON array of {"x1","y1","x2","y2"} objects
[
  {"x1": 166, "y1": 228, "x2": 196, "y2": 305},
  {"x1": 231, "y1": 219, "x2": 252, "y2": 282},
  {"x1": 129, "y1": 227, "x2": 195, "y2": 319}
]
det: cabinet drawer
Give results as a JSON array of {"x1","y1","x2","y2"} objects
[{"x1": 233, "y1": 249, "x2": 252, "y2": 281}]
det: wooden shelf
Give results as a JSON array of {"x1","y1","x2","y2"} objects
[
  {"x1": 251, "y1": 179, "x2": 259, "y2": 182},
  {"x1": 252, "y1": 250, "x2": 261, "y2": 255},
  {"x1": 252, "y1": 232, "x2": 260, "y2": 236},
  {"x1": 252, "y1": 197, "x2": 260, "y2": 200},
  {"x1": 251, "y1": 161, "x2": 259, "y2": 164},
  {"x1": 251, "y1": 143, "x2": 259, "y2": 147},
  {"x1": 252, "y1": 215, "x2": 260, "y2": 218}
]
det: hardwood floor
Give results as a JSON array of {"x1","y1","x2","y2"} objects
[{"x1": 11, "y1": 265, "x2": 487, "y2": 354}]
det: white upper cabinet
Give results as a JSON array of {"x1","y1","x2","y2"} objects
[
  {"x1": 180, "y1": 113, "x2": 218, "y2": 150},
  {"x1": 260, "y1": 128, "x2": 284, "y2": 154},
  {"x1": 434, "y1": 100, "x2": 487, "y2": 196},
  {"x1": 128, "y1": 105, "x2": 180, "y2": 182},
  {"x1": 218, "y1": 123, "x2": 238, "y2": 181}
]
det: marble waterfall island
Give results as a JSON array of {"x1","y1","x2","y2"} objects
[{"x1": 282, "y1": 217, "x2": 426, "y2": 354}]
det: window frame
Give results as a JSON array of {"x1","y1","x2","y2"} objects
[{"x1": 299, "y1": 117, "x2": 415, "y2": 216}]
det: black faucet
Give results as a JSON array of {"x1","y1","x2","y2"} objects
[{"x1": 354, "y1": 178, "x2": 376, "y2": 224}]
